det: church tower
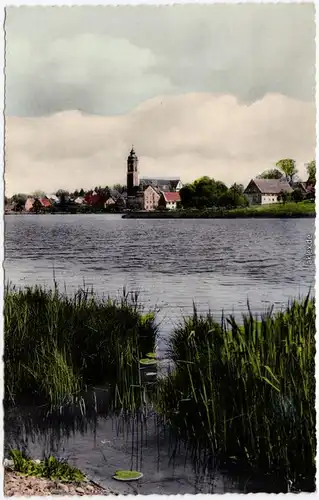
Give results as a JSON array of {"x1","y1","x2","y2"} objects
[{"x1": 126, "y1": 146, "x2": 139, "y2": 196}]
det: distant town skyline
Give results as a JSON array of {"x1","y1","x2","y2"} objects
[{"x1": 5, "y1": 4, "x2": 315, "y2": 196}]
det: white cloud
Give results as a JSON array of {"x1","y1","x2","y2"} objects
[
  {"x1": 5, "y1": 4, "x2": 315, "y2": 116},
  {"x1": 5, "y1": 93, "x2": 315, "y2": 196}
]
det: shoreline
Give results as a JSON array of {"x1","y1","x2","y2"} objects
[
  {"x1": 122, "y1": 211, "x2": 315, "y2": 219},
  {"x1": 4, "y1": 468, "x2": 118, "y2": 497}
]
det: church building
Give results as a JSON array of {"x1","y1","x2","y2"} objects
[{"x1": 126, "y1": 147, "x2": 183, "y2": 210}]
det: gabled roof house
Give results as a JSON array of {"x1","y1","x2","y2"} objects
[{"x1": 244, "y1": 179, "x2": 292, "y2": 205}]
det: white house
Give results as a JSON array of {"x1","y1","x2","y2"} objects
[
  {"x1": 104, "y1": 196, "x2": 116, "y2": 207},
  {"x1": 47, "y1": 194, "x2": 59, "y2": 203},
  {"x1": 74, "y1": 197, "x2": 85, "y2": 205},
  {"x1": 159, "y1": 191, "x2": 181, "y2": 210},
  {"x1": 244, "y1": 179, "x2": 293, "y2": 205}
]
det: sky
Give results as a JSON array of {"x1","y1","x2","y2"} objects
[{"x1": 5, "y1": 4, "x2": 316, "y2": 196}]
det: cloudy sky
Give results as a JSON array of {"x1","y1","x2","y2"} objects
[{"x1": 5, "y1": 4, "x2": 315, "y2": 196}]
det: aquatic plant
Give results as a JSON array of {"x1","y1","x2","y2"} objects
[
  {"x1": 4, "y1": 282, "x2": 315, "y2": 488},
  {"x1": 156, "y1": 295, "x2": 316, "y2": 488},
  {"x1": 146, "y1": 352, "x2": 157, "y2": 359},
  {"x1": 139, "y1": 358, "x2": 157, "y2": 366},
  {"x1": 9, "y1": 449, "x2": 86, "y2": 482},
  {"x1": 4, "y1": 284, "x2": 157, "y2": 408},
  {"x1": 113, "y1": 470, "x2": 143, "y2": 481}
]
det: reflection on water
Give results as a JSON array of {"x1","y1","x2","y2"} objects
[
  {"x1": 5, "y1": 391, "x2": 295, "y2": 495},
  {"x1": 4, "y1": 395, "x2": 229, "y2": 495}
]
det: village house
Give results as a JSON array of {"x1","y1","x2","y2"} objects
[
  {"x1": 126, "y1": 147, "x2": 182, "y2": 210},
  {"x1": 104, "y1": 196, "x2": 116, "y2": 207},
  {"x1": 142, "y1": 185, "x2": 161, "y2": 211},
  {"x1": 25, "y1": 197, "x2": 52, "y2": 212},
  {"x1": 47, "y1": 194, "x2": 59, "y2": 204},
  {"x1": 244, "y1": 179, "x2": 293, "y2": 205},
  {"x1": 84, "y1": 192, "x2": 107, "y2": 207},
  {"x1": 292, "y1": 181, "x2": 315, "y2": 198},
  {"x1": 74, "y1": 196, "x2": 85, "y2": 205},
  {"x1": 25, "y1": 197, "x2": 35, "y2": 211},
  {"x1": 158, "y1": 191, "x2": 181, "y2": 210}
]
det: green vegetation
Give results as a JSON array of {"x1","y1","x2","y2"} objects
[
  {"x1": 156, "y1": 295, "x2": 315, "y2": 487},
  {"x1": 9, "y1": 449, "x2": 85, "y2": 482},
  {"x1": 146, "y1": 352, "x2": 157, "y2": 359},
  {"x1": 4, "y1": 284, "x2": 157, "y2": 407},
  {"x1": 4, "y1": 285, "x2": 315, "y2": 488},
  {"x1": 123, "y1": 201, "x2": 315, "y2": 218},
  {"x1": 139, "y1": 358, "x2": 157, "y2": 365},
  {"x1": 113, "y1": 470, "x2": 143, "y2": 481},
  {"x1": 180, "y1": 177, "x2": 248, "y2": 210},
  {"x1": 257, "y1": 168, "x2": 283, "y2": 179},
  {"x1": 178, "y1": 159, "x2": 315, "y2": 211},
  {"x1": 275, "y1": 158, "x2": 298, "y2": 185},
  {"x1": 307, "y1": 160, "x2": 316, "y2": 185}
]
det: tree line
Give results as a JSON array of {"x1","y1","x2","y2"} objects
[{"x1": 179, "y1": 159, "x2": 315, "y2": 210}]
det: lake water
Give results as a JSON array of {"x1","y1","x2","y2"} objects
[
  {"x1": 4, "y1": 213, "x2": 315, "y2": 493},
  {"x1": 5, "y1": 214, "x2": 315, "y2": 352}
]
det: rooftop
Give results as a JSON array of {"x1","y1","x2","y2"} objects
[{"x1": 248, "y1": 178, "x2": 293, "y2": 194}]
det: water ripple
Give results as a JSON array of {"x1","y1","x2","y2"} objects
[{"x1": 5, "y1": 214, "x2": 315, "y2": 351}]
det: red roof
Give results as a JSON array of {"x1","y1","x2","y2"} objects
[
  {"x1": 39, "y1": 198, "x2": 51, "y2": 207},
  {"x1": 84, "y1": 193, "x2": 106, "y2": 205},
  {"x1": 163, "y1": 192, "x2": 181, "y2": 203}
]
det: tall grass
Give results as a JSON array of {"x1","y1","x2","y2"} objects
[
  {"x1": 4, "y1": 284, "x2": 157, "y2": 408},
  {"x1": 156, "y1": 295, "x2": 316, "y2": 487},
  {"x1": 5, "y1": 284, "x2": 315, "y2": 486}
]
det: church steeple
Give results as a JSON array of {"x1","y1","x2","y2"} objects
[{"x1": 127, "y1": 146, "x2": 139, "y2": 196}]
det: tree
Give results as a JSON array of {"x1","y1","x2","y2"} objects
[
  {"x1": 275, "y1": 159, "x2": 298, "y2": 185},
  {"x1": 32, "y1": 190, "x2": 46, "y2": 199},
  {"x1": 11, "y1": 193, "x2": 28, "y2": 204},
  {"x1": 306, "y1": 160, "x2": 316, "y2": 185},
  {"x1": 218, "y1": 188, "x2": 248, "y2": 209},
  {"x1": 180, "y1": 177, "x2": 228, "y2": 209},
  {"x1": 32, "y1": 199, "x2": 42, "y2": 214},
  {"x1": 277, "y1": 189, "x2": 288, "y2": 204},
  {"x1": 291, "y1": 188, "x2": 305, "y2": 203},
  {"x1": 257, "y1": 169, "x2": 283, "y2": 180},
  {"x1": 11, "y1": 193, "x2": 28, "y2": 211},
  {"x1": 56, "y1": 189, "x2": 69, "y2": 198},
  {"x1": 179, "y1": 184, "x2": 196, "y2": 208},
  {"x1": 113, "y1": 184, "x2": 126, "y2": 194},
  {"x1": 56, "y1": 189, "x2": 70, "y2": 211},
  {"x1": 78, "y1": 188, "x2": 85, "y2": 197},
  {"x1": 229, "y1": 183, "x2": 244, "y2": 195}
]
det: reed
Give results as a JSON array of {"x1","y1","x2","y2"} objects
[
  {"x1": 4, "y1": 283, "x2": 157, "y2": 408},
  {"x1": 156, "y1": 295, "x2": 316, "y2": 487},
  {"x1": 5, "y1": 283, "x2": 315, "y2": 486}
]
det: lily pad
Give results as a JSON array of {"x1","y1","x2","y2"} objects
[
  {"x1": 146, "y1": 352, "x2": 157, "y2": 359},
  {"x1": 113, "y1": 470, "x2": 143, "y2": 481},
  {"x1": 140, "y1": 358, "x2": 157, "y2": 366}
]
